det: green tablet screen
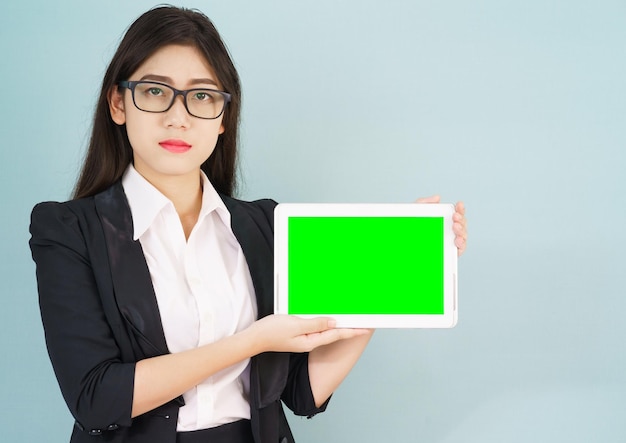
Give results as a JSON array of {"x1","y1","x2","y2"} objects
[{"x1": 287, "y1": 216, "x2": 444, "y2": 315}]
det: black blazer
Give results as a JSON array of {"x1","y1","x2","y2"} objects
[{"x1": 30, "y1": 182, "x2": 327, "y2": 443}]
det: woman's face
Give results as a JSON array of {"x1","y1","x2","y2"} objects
[{"x1": 109, "y1": 44, "x2": 225, "y2": 185}]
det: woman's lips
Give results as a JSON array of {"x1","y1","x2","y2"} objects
[{"x1": 159, "y1": 139, "x2": 192, "y2": 153}]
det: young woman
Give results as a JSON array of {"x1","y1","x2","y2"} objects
[{"x1": 29, "y1": 6, "x2": 467, "y2": 443}]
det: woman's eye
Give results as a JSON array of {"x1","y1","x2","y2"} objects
[
  {"x1": 147, "y1": 88, "x2": 163, "y2": 96},
  {"x1": 193, "y1": 92, "x2": 213, "y2": 102}
]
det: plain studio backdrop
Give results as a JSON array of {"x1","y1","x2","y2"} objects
[{"x1": 1, "y1": 1, "x2": 624, "y2": 442}]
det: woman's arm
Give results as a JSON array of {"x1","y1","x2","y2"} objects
[
  {"x1": 31, "y1": 203, "x2": 136, "y2": 430},
  {"x1": 132, "y1": 315, "x2": 367, "y2": 417},
  {"x1": 308, "y1": 330, "x2": 374, "y2": 407}
]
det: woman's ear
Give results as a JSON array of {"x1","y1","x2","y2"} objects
[
  {"x1": 219, "y1": 124, "x2": 225, "y2": 135},
  {"x1": 108, "y1": 86, "x2": 126, "y2": 125}
]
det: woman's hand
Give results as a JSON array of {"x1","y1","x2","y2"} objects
[
  {"x1": 416, "y1": 195, "x2": 467, "y2": 256},
  {"x1": 247, "y1": 314, "x2": 370, "y2": 354}
]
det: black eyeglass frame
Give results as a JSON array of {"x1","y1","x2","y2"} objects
[{"x1": 117, "y1": 80, "x2": 232, "y2": 120}]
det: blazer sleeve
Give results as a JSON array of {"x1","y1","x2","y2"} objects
[
  {"x1": 29, "y1": 201, "x2": 135, "y2": 432},
  {"x1": 281, "y1": 353, "x2": 330, "y2": 417}
]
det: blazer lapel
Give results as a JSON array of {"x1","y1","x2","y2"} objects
[
  {"x1": 222, "y1": 197, "x2": 275, "y2": 318},
  {"x1": 222, "y1": 196, "x2": 289, "y2": 410},
  {"x1": 95, "y1": 182, "x2": 170, "y2": 358}
]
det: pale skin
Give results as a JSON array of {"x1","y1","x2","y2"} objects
[{"x1": 108, "y1": 44, "x2": 468, "y2": 417}]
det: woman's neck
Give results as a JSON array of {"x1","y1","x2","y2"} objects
[{"x1": 139, "y1": 168, "x2": 203, "y2": 240}]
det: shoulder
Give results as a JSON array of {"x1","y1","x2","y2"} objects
[
  {"x1": 29, "y1": 199, "x2": 96, "y2": 264},
  {"x1": 221, "y1": 195, "x2": 278, "y2": 211},
  {"x1": 31, "y1": 196, "x2": 95, "y2": 219},
  {"x1": 30, "y1": 182, "x2": 125, "y2": 226},
  {"x1": 30, "y1": 183, "x2": 122, "y2": 248},
  {"x1": 220, "y1": 195, "x2": 278, "y2": 225},
  {"x1": 30, "y1": 197, "x2": 97, "y2": 235}
]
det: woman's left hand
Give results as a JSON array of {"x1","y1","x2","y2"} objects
[{"x1": 416, "y1": 195, "x2": 467, "y2": 257}]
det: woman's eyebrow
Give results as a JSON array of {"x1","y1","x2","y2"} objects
[{"x1": 139, "y1": 74, "x2": 218, "y2": 87}]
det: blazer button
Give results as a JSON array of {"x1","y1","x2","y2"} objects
[
  {"x1": 279, "y1": 437, "x2": 288, "y2": 443},
  {"x1": 88, "y1": 429, "x2": 103, "y2": 436},
  {"x1": 107, "y1": 424, "x2": 120, "y2": 431}
]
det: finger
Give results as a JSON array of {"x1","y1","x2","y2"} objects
[
  {"x1": 454, "y1": 219, "x2": 466, "y2": 232},
  {"x1": 453, "y1": 221, "x2": 467, "y2": 237},
  {"x1": 333, "y1": 328, "x2": 371, "y2": 338},
  {"x1": 455, "y1": 235, "x2": 466, "y2": 248},
  {"x1": 298, "y1": 317, "x2": 336, "y2": 335},
  {"x1": 455, "y1": 201, "x2": 465, "y2": 215},
  {"x1": 453, "y1": 212, "x2": 466, "y2": 223},
  {"x1": 415, "y1": 195, "x2": 441, "y2": 204},
  {"x1": 302, "y1": 327, "x2": 370, "y2": 349},
  {"x1": 453, "y1": 207, "x2": 467, "y2": 229},
  {"x1": 453, "y1": 218, "x2": 467, "y2": 237},
  {"x1": 455, "y1": 236, "x2": 466, "y2": 256}
]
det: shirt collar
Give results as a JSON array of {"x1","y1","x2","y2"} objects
[
  {"x1": 198, "y1": 169, "x2": 231, "y2": 229},
  {"x1": 121, "y1": 165, "x2": 231, "y2": 241}
]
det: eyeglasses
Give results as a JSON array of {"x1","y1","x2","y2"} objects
[{"x1": 117, "y1": 80, "x2": 231, "y2": 120}]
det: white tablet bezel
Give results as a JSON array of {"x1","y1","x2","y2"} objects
[{"x1": 274, "y1": 203, "x2": 458, "y2": 328}]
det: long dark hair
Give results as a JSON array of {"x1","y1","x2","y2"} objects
[{"x1": 73, "y1": 6, "x2": 241, "y2": 199}]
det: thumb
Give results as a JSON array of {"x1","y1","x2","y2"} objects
[
  {"x1": 415, "y1": 194, "x2": 441, "y2": 204},
  {"x1": 300, "y1": 317, "x2": 336, "y2": 334}
]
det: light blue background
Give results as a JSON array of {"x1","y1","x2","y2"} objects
[{"x1": 1, "y1": 1, "x2": 624, "y2": 442}]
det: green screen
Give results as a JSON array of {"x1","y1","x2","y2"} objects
[{"x1": 287, "y1": 216, "x2": 444, "y2": 314}]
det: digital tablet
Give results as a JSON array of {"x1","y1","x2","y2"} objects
[{"x1": 274, "y1": 203, "x2": 458, "y2": 328}]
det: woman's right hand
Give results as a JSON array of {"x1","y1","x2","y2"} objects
[{"x1": 246, "y1": 314, "x2": 369, "y2": 354}]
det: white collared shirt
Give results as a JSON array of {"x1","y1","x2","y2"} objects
[{"x1": 122, "y1": 165, "x2": 258, "y2": 431}]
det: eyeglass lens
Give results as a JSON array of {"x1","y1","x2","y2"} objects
[{"x1": 132, "y1": 82, "x2": 226, "y2": 119}]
